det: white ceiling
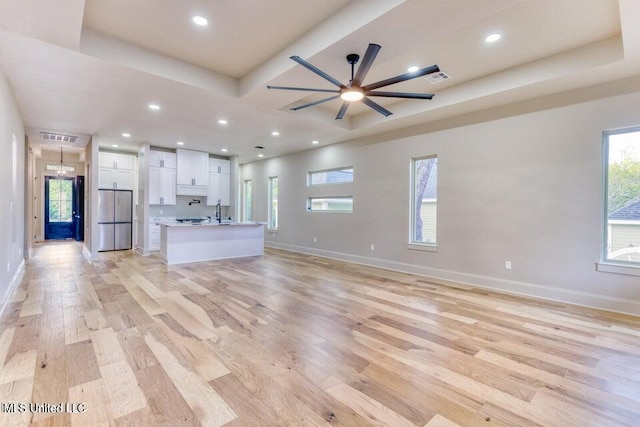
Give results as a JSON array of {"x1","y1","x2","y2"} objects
[{"x1": 0, "y1": 0, "x2": 639, "y2": 163}]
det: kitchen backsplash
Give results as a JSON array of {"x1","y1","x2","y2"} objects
[{"x1": 148, "y1": 196, "x2": 230, "y2": 220}]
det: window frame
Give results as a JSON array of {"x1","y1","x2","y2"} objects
[
  {"x1": 307, "y1": 167, "x2": 354, "y2": 186},
  {"x1": 600, "y1": 126, "x2": 640, "y2": 273},
  {"x1": 307, "y1": 196, "x2": 353, "y2": 213},
  {"x1": 409, "y1": 154, "x2": 438, "y2": 250},
  {"x1": 268, "y1": 176, "x2": 278, "y2": 230},
  {"x1": 242, "y1": 179, "x2": 252, "y2": 222}
]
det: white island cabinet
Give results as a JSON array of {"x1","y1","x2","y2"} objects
[{"x1": 160, "y1": 222, "x2": 264, "y2": 265}]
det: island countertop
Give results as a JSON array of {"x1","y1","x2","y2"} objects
[
  {"x1": 159, "y1": 222, "x2": 265, "y2": 264},
  {"x1": 161, "y1": 221, "x2": 265, "y2": 227}
]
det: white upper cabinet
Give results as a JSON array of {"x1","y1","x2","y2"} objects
[
  {"x1": 99, "y1": 152, "x2": 135, "y2": 171},
  {"x1": 99, "y1": 151, "x2": 135, "y2": 189},
  {"x1": 149, "y1": 167, "x2": 176, "y2": 205},
  {"x1": 206, "y1": 158, "x2": 231, "y2": 206},
  {"x1": 209, "y1": 158, "x2": 231, "y2": 174},
  {"x1": 176, "y1": 149, "x2": 209, "y2": 195},
  {"x1": 148, "y1": 150, "x2": 176, "y2": 169}
]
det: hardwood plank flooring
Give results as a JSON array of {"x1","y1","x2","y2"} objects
[{"x1": 0, "y1": 241, "x2": 639, "y2": 426}]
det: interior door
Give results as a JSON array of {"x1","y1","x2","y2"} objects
[{"x1": 44, "y1": 176, "x2": 76, "y2": 240}]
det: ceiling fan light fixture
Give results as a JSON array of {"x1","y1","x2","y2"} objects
[{"x1": 340, "y1": 88, "x2": 364, "y2": 102}]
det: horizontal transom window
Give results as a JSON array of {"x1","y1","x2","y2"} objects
[
  {"x1": 308, "y1": 197, "x2": 353, "y2": 212},
  {"x1": 308, "y1": 167, "x2": 353, "y2": 186}
]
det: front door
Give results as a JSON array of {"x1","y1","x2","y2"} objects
[{"x1": 44, "y1": 176, "x2": 76, "y2": 240}]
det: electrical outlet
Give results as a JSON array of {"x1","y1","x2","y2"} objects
[
  {"x1": 6, "y1": 263, "x2": 9, "y2": 273},
  {"x1": 160, "y1": 210, "x2": 163, "y2": 215},
  {"x1": 505, "y1": 261, "x2": 512, "y2": 270},
  {"x1": 313, "y1": 237, "x2": 317, "y2": 243},
  {"x1": 18, "y1": 248, "x2": 21, "y2": 255},
  {"x1": 370, "y1": 244, "x2": 375, "y2": 251}
]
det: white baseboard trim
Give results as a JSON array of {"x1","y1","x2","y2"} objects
[
  {"x1": 266, "y1": 242, "x2": 640, "y2": 317},
  {"x1": 0, "y1": 259, "x2": 25, "y2": 320},
  {"x1": 82, "y1": 245, "x2": 99, "y2": 262},
  {"x1": 135, "y1": 247, "x2": 150, "y2": 256}
]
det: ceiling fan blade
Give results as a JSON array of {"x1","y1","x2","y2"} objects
[
  {"x1": 364, "y1": 64, "x2": 440, "y2": 91},
  {"x1": 290, "y1": 95, "x2": 340, "y2": 111},
  {"x1": 335, "y1": 102, "x2": 350, "y2": 120},
  {"x1": 267, "y1": 85, "x2": 339, "y2": 93},
  {"x1": 366, "y1": 91, "x2": 434, "y2": 99},
  {"x1": 290, "y1": 56, "x2": 344, "y2": 88},
  {"x1": 361, "y1": 97, "x2": 392, "y2": 117},
  {"x1": 352, "y1": 43, "x2": 381, "y2": 87}
]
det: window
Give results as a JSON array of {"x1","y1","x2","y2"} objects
[
  {"x1": 308, "y1": 196, "x2": 353, "y2": 212},
  {"x1": 410, "y1": 155, "x2": 437, "y2": 246},
  {"x1": 268, "y1": 176, "x2": 278, "y2": 229},
  {"x1": 243, "y1": 180, "x2": 252, "y2": 222},
  {"x1": 48, "y1": 178, "x2": 73, "y2": 222},
  {"x1": 308, "y1": 167, "x2": 353, "y2": 186},
  {"x1": 603, "y1": 128, "x2": 640, "y2": 266}
]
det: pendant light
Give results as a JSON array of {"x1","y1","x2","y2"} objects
[{"x1": 57, "y1": 147, "x2": 66, "y2": 176}]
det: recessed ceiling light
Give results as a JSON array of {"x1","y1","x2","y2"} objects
[
  {"x1": 218, "y1": 119, "x2": 228, "y2": 125},
  {"x1": 221, "y1": 148, "x2": 228, "y2": 152},
  {"x1": 111, "y1": 144, "x2": 119, "y2": 148},
  {"x1": 121, "y1": 133, "x2": 131, "y2": 138},
  {"x1": 176, "y1": 141, "x2": 184, "y2": 146},
  {"x1": 148, "y1": 104, "x2": 161, "y2": 111},
  {"x1": 258, "y1": 154, "x2": 264, "y2": 158},
  {"x1": 485, "y1": 33, "x2": 501, "y2": 43},
  {"x1": 192, "y1": 16, "x2": 208, "y2": 26},
  {"x1": 271, "y1": 131, "x2": 280, "y2": 136},
  {"x1": 407, "y1": 66, "x2": 419, "y2": 73},
  {"x1": 312, "y1": 140, "x2": 319, "y2": 145}
]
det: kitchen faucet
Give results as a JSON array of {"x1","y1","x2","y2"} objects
[{"x1": 215, "y1": 200, "x2": 222, "y2": 223}]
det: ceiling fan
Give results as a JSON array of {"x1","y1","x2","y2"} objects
[{"x1": 267, "y1": 43, "x2": 440, "y2": 120}]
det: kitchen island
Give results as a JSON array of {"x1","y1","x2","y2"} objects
[{"x1": 160, "y1": 222, "x2": 265, "y2": 265}]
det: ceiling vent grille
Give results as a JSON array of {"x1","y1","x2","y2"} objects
[
  {"x1": 425, "y1": 71, "x2": 451, "y2": 84},
  {"x1": 40, "y1": 132, "x2": 79, "y2": 144}
]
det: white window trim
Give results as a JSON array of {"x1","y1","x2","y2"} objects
[
  {"x1": 307, "y1": 196, "x2": 353, "y2": 213},
  {"x1": 596, "y1": 262, "x2": 640, "y2": 277},
  {"x1": 601, "y1": 126, "x2": 640, "y2": 272},
  {"x1": 407, "y1": 243, "x2": 438, "y2": 252},
  {"x1": 410, "y1": 154, "x2": 438, "y2": 248},
  {"x1": 307, "y1": 166, "x2": 354, "y2": 186},
  {"x1": 268, "y1": 176, "x2": 278, "y2": 231}
]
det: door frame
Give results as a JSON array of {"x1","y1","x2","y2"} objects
[{"x1": 38, "y1": 173, "x2": 86, "y2": 241}]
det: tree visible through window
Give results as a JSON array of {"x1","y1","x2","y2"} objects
[
  {"x1": 412, "y1": 156, "x2": 437, "y2": 245},
  {"x1": 48, "y1": 178, "x2": 73, "y2": 222},
  {"x1": 604, "y1": 128, "x2": 640, "y2": 264}
]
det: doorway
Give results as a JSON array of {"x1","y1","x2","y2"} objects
[{"x1": 44, "y1": 176, "x2": 84, "y2": 241}]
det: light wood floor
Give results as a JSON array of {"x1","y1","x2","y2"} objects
[{"x1": 1, "y1": 242, "x2": 639, "y2": 426}]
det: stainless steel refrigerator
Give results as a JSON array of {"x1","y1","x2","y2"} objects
[{"x1": 98, "y1": 189, "x2": 132, "y2": 251}]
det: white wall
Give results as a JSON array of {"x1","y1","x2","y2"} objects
[
  {"x1": 0, "y1": 66, "x2": 25, "y2": 307},
  {"x1": 242, "y1": 89, "x2": 640, "y2": 315}
]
